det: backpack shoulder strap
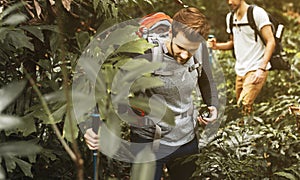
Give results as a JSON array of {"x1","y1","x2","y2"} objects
[
  {"x1": 247, "y1": 5, "x2": 262, "y2": 42},
  {"x1": 247, "y1": 5, "x2": 256, "y2": 30},
  {"x1": 149, "y1": 38, "x2": 176, "y2": 76},
  {"x1": 149, "y1": 38, "x2": 163, "y2": 63},
  {"x1": 229, "y1": 12, "x2": 234, "y2": 34},
  {"x1": 191, "y1": 47, "x2": 202, "y2": 78}
]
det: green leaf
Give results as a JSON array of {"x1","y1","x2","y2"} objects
[
  {"x1": 93, "y1": 0, "x2": 100, "y2": 11},
  {"x1": 0, "y1": 166, "x2": 5, "y2": 179},
  {"x1": 111, "y1": 5, "x2": 118, "y2": 18},
  {"x1": 253, "y1": 116, "x2": 264, "y2": 124},
  {"x1": 0, "y1": 141, "x2": 41, "y2": 156},
  {"x1": 63, "y1": 112, "x2": 79, "y2": 142},
  {"x1": 52, "y1": 104, "x2": 66, "y2": 122},
  {"x1": 4, "y1": 156, "x2": 16, "y2": 172},
  {"x1": 130, "y1": 76, "x2": 164, "y2": 93},
  {"x1": 274, "y1": 171, "x2": 297, "y2": 180},
  {"x1": 115, "y1": 59, "x2": 162, "y2": 83},
  {"x1": 0, "y1": 27, "x2": 8, "y2": 42},
  {"x1": 76, "y1": 31, "x2": 90, "y2": 51},
  {"x1": 31, "y1": 107, "x2": 51, "y2": 124},
  {"x1": 41, "y1": 149, "x2": 58, "y2": 162},
  {"x1": 99, "y1": 111, "x2": 121, "y2": 157},
  {"x1": 44, "y1": 90, "x2": 67, "y2": 102},
  {"x1": 115, "y1": 38, "x2": 154, "y2": 54},
  {"x1": 38, "y1": 25, "x2": 60, "y2": 33},
  {"x1": 14, "y1": 157, "x2": 33, "y2": 177},
  {"x1": 0, "y1": 2, "x2": 25, "y2": 20},
  {"x1": 36, "y1": 59, "x2": 51, "y2": 71},
  {"x1": 111, "y1": 59, "x2": 162, "y2": 103},
  {"x1": 0, "y1": 80, "x2": 27, "y2": 113},
  {"x1": 0, "y1": 115, "x2": 22, "y2": 130},
  {"x1": 7, "y1": 30, "x2": 34, "y2": 50},
  {"x1": 102, "y1": 25, "x2": 140, "y2": 47},
  {"x1": 101, "y1": 0, "x2": 110, "y2": 14},
  {"x1": 129, "y1": 96, "x2": 175, "y2": 126},
  {"x1": 49, "y1": 32, "x2": 60, "y2": 52},
  {"x1": 20, "y1": 26, "x2": 45, "y2": 42},
  {"x1": 2, "y1": 13, "x2": 27, "y2": 26}
]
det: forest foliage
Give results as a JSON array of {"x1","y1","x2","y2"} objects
[{"x1": 0, "y1": 0, "x2": 300, "y2": 179}]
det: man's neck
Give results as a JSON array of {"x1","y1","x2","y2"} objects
[{"x1": 236, "y1": 2, "x2": 249, "y2": 20}]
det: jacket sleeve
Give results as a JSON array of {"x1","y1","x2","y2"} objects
[{"x1": 198, "y1": 42, "x2": 219, "y2": 109}]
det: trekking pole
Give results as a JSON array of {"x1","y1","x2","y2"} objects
[
  {"x1": 208, "y1": 34, "x2": 215, "y2": 64},
  {"x1": 91, "y1": 113, "x2": 101, "y2": 180}
]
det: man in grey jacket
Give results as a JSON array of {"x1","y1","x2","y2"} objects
[{"x1": 84, "y1": 7, "x2": 219, "y2": 180}]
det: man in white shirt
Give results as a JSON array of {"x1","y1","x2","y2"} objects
[{"x1": 209, "y1": 0, "x2": 275, "y2": 115}]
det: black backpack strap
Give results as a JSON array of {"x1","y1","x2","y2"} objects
[
  {"x1": 230, "y1": 11, "x2": 250, "y2": 32},
  {"x1": 247, "y1": 5, "x2": 264, "y2": 43},
  {"x1": 192, "y1": 52, "x2": 202, "y2": 78},
  {"x1": 229, "y1": 11, "x2": 234, "y2": 34}
]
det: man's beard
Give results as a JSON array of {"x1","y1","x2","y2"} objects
[{"x1": 174, "y1": 55, "x2": 190, "y2": 64}]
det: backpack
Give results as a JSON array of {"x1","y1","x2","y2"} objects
[
  {"x1": 229, "y1": 5, "x2": 291, "y2": 71},
  {"x1": 137, "y1": 12, "x2": 173, "y2": 39}
]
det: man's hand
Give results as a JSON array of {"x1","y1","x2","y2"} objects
[
  {"x1": 197, "y1": 106, "x2": 218, "y2": 125},
  {"x1": 252, "y1": 69, "x2": 266, "y2": 84},
  {"x1": 207, "y1": 38, "x2": 217, "y2": 50},
  {"x1": 84, "y1": 128, "x2": 99, "y2": 150}
]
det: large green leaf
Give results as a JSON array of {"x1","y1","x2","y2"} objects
[
  {"x1": 0, "y1": 2, "x2": 25, "y2": 20},
  {"x1": 111, "y1": 59, "x2": 162, "y2": 103},
  {"x1": 6, "y1": 30, "x2": 34, "y2": 50},
  {"x1": 115, "y1": 38, "x2": 154, "y2": 54},
  {"x1": 20, "y1": 25, "x2": 45, "y2": 42},
  {"x1": 4, "y1": 155, "x2": 34, "y2": 177},
  {"x1": 129, "y1": 96, "x2": 175, "y2": 126},
  {"x1": 0, "y1": 80, "x2": 27, "y2": 113},
  {"x1": 38, "y1": 25, "x2": 60, "y2": 33},
  {"x1": 130, "y1": 76, "x2": 164, "y2": 93},
  {"x1": 76, "y1": 31, "x2": 90, "y2": 51},
  {"x1": 40, "y1": 149, "x2": 58, "y2": 163},
  {"x1": 274, "y1": 171, "x2": 297, "y2": 180},
  {"x1": 0, "y1": 166, "x2": 5, "y2": 179},
  {"x1": 31, "y1": 107, "x2": 52, "y2": 124},
  {"x1": 112, "y1": 59, "x2": 161, "y2": 89},
  {"x1": 102, "y1": 25, "x2": 140, "y2": 48},
  {"x1": 52, "y1": 104, "x2": 67, "y2": 122},
  {"x1": 14, "y1": 157, "x2": 33, "y2": 177},
  {"x1": 0, "y1": 115, "x2": 22, "y2": 130},
  {"x1": 63, "y1": 112, "x2": 79, "y2": 142},
  {"x1": 0, "y1": 141, "x2": 41, "y2": 156},
  {"x1": 3, "y1": 156, "x2": 16, "y2": 173},
  {"x1": 99, "y1": 110, "x2": 121, "y2": 158},
  {"x1": 93, "y1": 0, "x2": 100, "y2": 11},
  {"x1": 2, "y1": 13, "x2": 27, "y2": 26},
  {"x1": 0, "y1": 28, "x2": 8, "y2": 42}
]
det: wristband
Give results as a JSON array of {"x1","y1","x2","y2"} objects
[{"x1": 258, "y1": 67, "x2": 266, "y2": 71}]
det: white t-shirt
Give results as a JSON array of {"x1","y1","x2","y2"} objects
[{"x1": 226, "y1": 6, "x2": 272, "y2": 76}]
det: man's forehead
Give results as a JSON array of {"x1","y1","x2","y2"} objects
[{"x1": 173, "y1": 33, "x2": 201, "y2": 50}]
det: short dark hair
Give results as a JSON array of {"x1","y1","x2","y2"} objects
[{"x1": 172, "y1": 7, "x2": 210, "y2": 42}]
